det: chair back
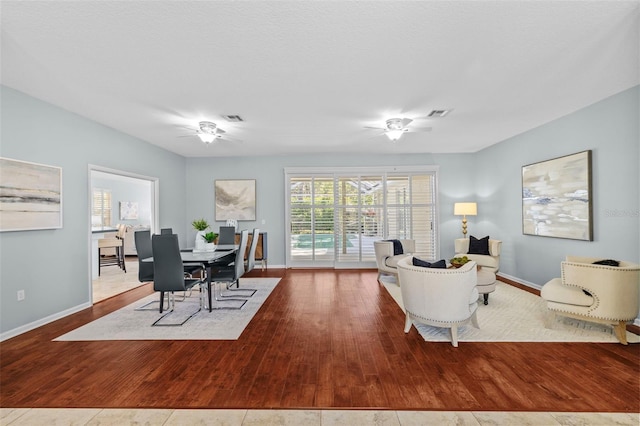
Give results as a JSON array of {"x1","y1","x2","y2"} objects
[
  {"x1": 397, "y1": 257, "x2": 478, "y2": 323},
  {"x1": 151, "y1": 233, "x2": 188, "y2": 292},
  {"x1": 116, "y1": 224, "x2": 127, "y2": 239},
  {"x1": 233, "y1": 229, "x2": 249, "y2": 280},
  {"x1": 218, "y1": 226, "x2": 236, "y2": 245},
  {"x1": 134, "y1": 230, "x2": 154, "y2": 282},
  {"x1": 160, "y1": 228, "x2": 173, "y2": 235},
  {"x1": 246, "y1": 228, "x2": 260, "y2": 272}
]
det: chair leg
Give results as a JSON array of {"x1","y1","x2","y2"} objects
[
  {"x1": 159, "y1": 291, "x2": 165, "y2": 313},
  {"x1": 450, "y1": 325, "x2": 459, "y2": 347},
  {"x1": 613, "y1": 321, "x2": 628, "y2": 345},
  {"x1": 483, "y1": 293, "x2": 489, "y2": 305},
  {"x1": 471, "y1": 311, "x2": 480, "y2": 329},
  {"x1": 404, "y1": 314, "x2": 412, "y2": 333}
]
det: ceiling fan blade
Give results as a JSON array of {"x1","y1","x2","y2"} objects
[
  {"x1": 407, "y1": 126, "x2": 433, "y2": 133},
  {"x1": 363, "y1": 126, "x2": 385, "y2": 130},
  {"x1": 400, "y1": 118, "x2": 413, "y2": 128}
]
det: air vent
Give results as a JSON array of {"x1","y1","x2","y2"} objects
[
  {"x1": 222, "y1": 114, "x2": 244, "y2": 122},
  {"x1": 428, "y1": 109, "x2": 452, "y2": 118}
]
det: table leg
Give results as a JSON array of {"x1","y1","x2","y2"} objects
[{"x1": 207, "y1": 265, "x2": 213, "y2": 312}]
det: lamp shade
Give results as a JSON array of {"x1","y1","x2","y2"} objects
[{"x1": 454, "y1": 202, "x2": 477, "y2": 216}]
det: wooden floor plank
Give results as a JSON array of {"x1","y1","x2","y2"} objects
[{"x1": 1, "y1": 268, "x2": 638, "y2": 412}]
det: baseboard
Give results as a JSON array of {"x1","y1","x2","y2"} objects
[
  {"x1": 0, "y1": 302, "x2": 92, "y2": 342},
  {"x1": 497, "y1": 272, "x2": 542, "y2": 291}
]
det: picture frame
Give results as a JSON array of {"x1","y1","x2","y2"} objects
[
  {"x1": 0, "y1": 157, "x2": 63, "y2": 232},
  {"x1": 215, "y1": 179, "x2": 256, "y2": 221},
  {"x1": 522, "y1": 150, "x2": 593, "y2": 241},
  {"x1": 119, "y1": 201, "x2": 138, "y2": 220}
]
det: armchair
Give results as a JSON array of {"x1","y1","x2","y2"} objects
[
  {"x1": 455, "y1": 238, "x2": 502, "y2": 304},
  {"x1": 397, "y1": 257, "x2": 479, "y2": 347},
  {"x1": 541, "y1": 256, "x2": 640, "y2": 344},
  {"x1": 374, "y1": 239, "x2": 415, "y2": 282}
]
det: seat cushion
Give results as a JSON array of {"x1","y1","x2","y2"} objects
[{"x1": 541, "y1": 278, "x2": 594, "y2": 307}]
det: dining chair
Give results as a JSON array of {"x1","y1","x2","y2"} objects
[
  {"x1": 218, "y1": 226, "x2": 236, "y2": 245},
  {"x1": 151, "y1": 233, "x2": 204, "y2": 326},
  {"x1": 207, "y1": 229, "x2": 253, "y2": 309},
  {"x1": 160, "y1": 228, "x2": 173, "y2": 234},
  {"x1": 134, "y1": 230, "x2": 154, "y2": 283},
  {"x1": 246, "y1": 228, "x2": 260, "y2": 273}
]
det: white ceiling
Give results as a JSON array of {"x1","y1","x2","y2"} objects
[{"x1": 2, "y1": 1, "x2": 638, "y2": 158}]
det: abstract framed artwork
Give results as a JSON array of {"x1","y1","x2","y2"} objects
[
  {"x1": 522, "y1": 150, "x2": 593, "y2": 241},
  {"x1": 0, "y1": 157, "x2": 63, "y2": 232},
  {"x1": 215, "y1": 179, "x2": 256, "y2": 221},
  {"x1": 119, "y1": 201, "x2": 138, "y2": 220}
]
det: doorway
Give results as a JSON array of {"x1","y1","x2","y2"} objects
[{"x1": 88, "y1": 165, "x2": 159, "y2": 303}]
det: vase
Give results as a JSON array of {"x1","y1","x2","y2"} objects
[{"x1": 195, "y1": 230, "x2": 206, "y2": 250}]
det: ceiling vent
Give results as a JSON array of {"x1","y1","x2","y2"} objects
[
  {"x1": 222, "y1": 114, "x2": 244, "y2": 122},
  {"x1": 428, "y1": 109, "x2": 452, "y2": 118}
]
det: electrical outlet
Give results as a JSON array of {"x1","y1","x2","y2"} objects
[{"x1": 17, "y1": 289, "x2": 25, "y2": 301}]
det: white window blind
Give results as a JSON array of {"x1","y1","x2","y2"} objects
[
  {"x1": 286, "y1": 167, "x2": 439, "y2": 267},
  {"x1": 92, "y1": 188, "x2": 112, "y2": 227}
]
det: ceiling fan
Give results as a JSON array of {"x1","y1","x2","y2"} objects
[
  {"x1": 195, "y1": 121, "x2": 227, "y2": 144},
  {"x1": 364, "y1": 117, "x2": 432, "y2": 142}
]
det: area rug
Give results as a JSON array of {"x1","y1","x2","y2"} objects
[
  {"x1": 380, "y1": 276, "x2": 639, "y2": 343},
  {"x1": 55, "y1": 278, "x2": 281, "y2": 341}
]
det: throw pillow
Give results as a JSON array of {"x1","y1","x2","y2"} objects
[
  {"x1": 412, "y1": 257, "x2": 446, "y2": 268},
  {"x1": 468, "y1": 235, "x2": 490, "y2": 255},
  {"x1": 592, "y1": 259, "x2": 620, "y2": 267},
  {"x1": 385, "y1": 239, "x2": 404, "y2": 255}
]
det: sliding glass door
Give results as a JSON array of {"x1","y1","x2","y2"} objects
[{"x1": 286, "y1": 166, "x2": 439, "y2": 268}]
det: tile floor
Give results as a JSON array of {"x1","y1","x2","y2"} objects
[
  {"x1": 93, "y1": 256, "x2": 144, "y2": 303},
  {"x1": 1, "y1": 408, "x2": 638, "y2": 425}
]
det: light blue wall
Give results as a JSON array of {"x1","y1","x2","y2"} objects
[
  {"x1": 184, "y1": 153, "x2": 477, "y2": 265},
  {"x1": 92, "y1": 175, "x2": 152, "y2": 228},
  {"x1": 475, "y1": 85, "x2": 639, "y2": 287},
  {"x1": 0, "y1": 86, "x2": 187, "y2": 335}
]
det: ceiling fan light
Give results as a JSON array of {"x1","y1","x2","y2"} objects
[
  {"x1": 198, "y1": 133, "x2": 216, "y2": 144},
  {"x1": 385, "y1": 129, "x2": 404, "y2": 141}
]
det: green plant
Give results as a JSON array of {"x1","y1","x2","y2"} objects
[
  {"x1": 192, "y1": 218, "x2": 209, "y2": 231},
  {"x1": 202, "y1": 231, "x2": 218, "y2": 243}
]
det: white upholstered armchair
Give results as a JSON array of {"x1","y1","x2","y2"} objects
[
  {"x1": 397, "y1": 257, "x2": 479, "y2": 347},
  {"x1": 374, "y1": 239, "x2": 415, "y2": 281},
  {"x1": 541, "y1": 256, "x2": 640, "y2": 345},
  {"x1": 454, "y1": 238, "x2": 501, "y2": 274}
]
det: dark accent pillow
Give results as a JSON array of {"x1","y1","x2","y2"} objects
[
  {"x1": 468, "y1": 235, "x2": 490, "y2": 255},
  {"x1": 385, "y1": 239, "x2": 404, "y2": 255},
  {"x1": 592, "y1": 259, "x2": 620, "y2": 267},
  {"x1": 412, "y1": 257, "x2": 446, "y2": 268}
]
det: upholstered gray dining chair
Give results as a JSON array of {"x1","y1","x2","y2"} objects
[
  {"x1": 246, "y1": 228, "x2": 260, "y2": 273},
  {"x1": 151, "y1": 233, "x2": 204, "y2": 326},
  {"x1": 207, "y1": 229, "x2": 254, "y2": 309}
]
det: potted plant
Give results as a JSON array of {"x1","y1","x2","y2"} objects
[
  {"x1": 201, "y1": 231, "x2": 218, "y2": 251},
  {"x1": 192, "y1": 218, "x2": 210, "y2": 250}
]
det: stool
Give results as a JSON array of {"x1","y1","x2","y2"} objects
[{"x1": 477, "y1": 267, "x2": 496, "y2": 305}]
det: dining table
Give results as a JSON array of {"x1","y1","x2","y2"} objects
[{"x1": 143, "y1": 244, "x2": 238, "y2": 312}]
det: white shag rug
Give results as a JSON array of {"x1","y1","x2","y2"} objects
[
  {"x1": 55, "y1": 278, "x2": 281, "y2": 341},
  {"x1": 380, "y1": 276, "x2": 639, "y2": 343}
]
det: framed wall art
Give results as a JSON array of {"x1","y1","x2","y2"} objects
[
  {"x1": 215, "y1": 179, "x2": 256, "y2": 221},
  {"x1": 0, "y1": 157, "x2": 63, "y2": 232},
  {"x1": 522, "y1": 150, "x2": 592, "y2": 241},
  {"x1": 119, "y1": 201, "x2": 139, "y2": 220}
]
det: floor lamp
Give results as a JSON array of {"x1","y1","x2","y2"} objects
[{"x1": 454, "y1": 202, "x2": 477, "y2": 237}]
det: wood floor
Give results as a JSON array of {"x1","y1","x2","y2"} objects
[{"x1": 1, "y1": 269, "x2": 638, "y2": 412}]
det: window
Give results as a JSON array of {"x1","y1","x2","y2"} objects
[
  {"x1": 286, "y1": 166, "x2": 439, "y2": 268},
  {"x1": 92, "y1": 188, "x2": 112, "y2": 227}
]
